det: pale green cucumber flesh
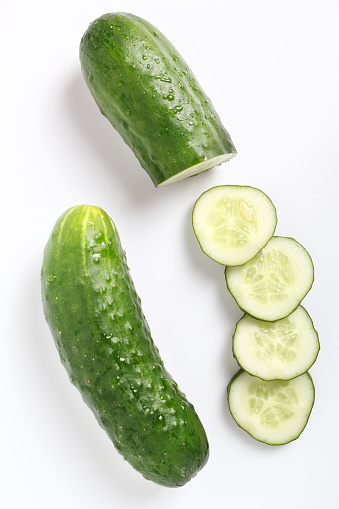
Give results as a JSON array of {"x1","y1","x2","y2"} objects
[
  {"x1": 80, "y1": 13, "x2": 236, "y2": 187},
  {"x1": 41, "y1": 205, "x2": 209, "y2": 487},
  {"x1": 158, "y1": 153, "x2": 235, "y2": 187},
  {"x1": 233, "y1": 306, "x2": 320, "y2": 381},
  {"x1": 225, "y1": 236, "x2": 314, "y2": 321},
  {"x1": 228, "y1": 370, "x2": 315, "y2": 445},
  {"x1": 192, "y1": 185, "x2": 277, "y2": 266}
]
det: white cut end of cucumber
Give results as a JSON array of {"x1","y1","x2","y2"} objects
[
  {"x1": 157, "y1": 152, "x2": 236, "y2": 187},
  {"x1": 233, "y1": 306, "x2": 320, "y2": 381},
  {"x1": 228, "y1": 371, "x2": 315, "y2": 445},
  {"x1": 192, "y1": 185, "x2": 277, "y2": 266},
  {"x1": 226, "y1": 236, "x2": 314, "y2": 321}
]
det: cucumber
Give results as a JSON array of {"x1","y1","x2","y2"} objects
[
  {"x1": 232, "y1": 306, "x2": 320, "y2": 381},
  {"x1": 228, "y1": 370, "x2": 315, "y2": 445},
  {"x1": 80, "y1": 13, "x2": 236, "y2": 187},
  {"x1": 225, "y1": 236, "x2": 314, "y2": 321},
  {"x1": 192, "y1": 185, "x2": 277, "y2": 266},
  {"x1": 41, "y1": 205, "x2": 209, "y2": 487}
]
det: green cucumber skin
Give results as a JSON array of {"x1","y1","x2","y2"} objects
[
  {"x1": 79, "y1": 12, "x2": 236, "y2": 186},
  {"x1": 41, "y1": 205, "x2": 209, "y2": 487}
]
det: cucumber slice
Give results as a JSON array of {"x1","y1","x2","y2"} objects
[
  {"x1": 225, "y1": 236, "x2": 314, "y2": 321},
  {"x1": 232, "y1": 306, "x2": 320, "y2": 381},
  {"x1": 228, "y1": 370, "x2": 315, "y2": 445},
  {"x1": 192, "y1": 186, "x2": 277, "y2": 266}
]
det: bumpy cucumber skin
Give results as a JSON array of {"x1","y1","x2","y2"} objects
[
  {"x1": 41, "y1": 205, "x2": 209, "y2": 487},
  {"x1": 79, "y1": 12, "x2": 236, "y2": 187}
]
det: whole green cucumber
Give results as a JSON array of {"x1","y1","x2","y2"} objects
[
  {"x1": 41, "y1": 205, "x2": 209, "y2": 487},
  {"x1": 80, "y1": 13, "x2": 236, "y2": 187}
]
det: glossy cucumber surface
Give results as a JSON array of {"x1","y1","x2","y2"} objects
[
  {"x1": 80, "y1": 13, "x2": 236, "y2": 186},
  {"x1": 41, "y1": 205, "x2": 209, "y2": 487}
]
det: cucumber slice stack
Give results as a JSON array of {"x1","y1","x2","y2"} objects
[{"x1": 192, "y1": 185, "x2": 319, "y2": 445}]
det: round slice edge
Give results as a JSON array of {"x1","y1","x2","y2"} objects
[
  {"x1": 192, "y1": 185, "x2": 277, "y2": 266},
  {"x1": 232, "y1": 306, "x2": 320, "y2": 381},
  {"x1": 228, "y1": 370, "x2": 315, "y2": 445},
  {"x1": 225, "y1": 236, "x2": 314, "y2": 321}
]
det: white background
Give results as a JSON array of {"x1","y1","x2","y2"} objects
[{"x1": 1, "y1": 1, "x2": 338, "y2": 507}]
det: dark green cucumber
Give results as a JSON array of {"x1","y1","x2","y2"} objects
[
  {"x1": 80, "y1": 12, "x2": 236, "y2": 187},
  {"x1": 41, "y1": 205, "x2": 209, "y2": 487}
]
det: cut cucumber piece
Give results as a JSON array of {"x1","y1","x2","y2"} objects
[
  {"x1": 80, "y1": 13, "x2": 237, "y2": 187},
  {"x1": 228, "y1": 370, "x2": 315, "y2": 445},
  {"x1": 192, "y1": 186, "x2": 277, "y2": 266},
  {"x1": 225, "y1": 236, "x2": 314, "y2": 321},
  {"x1": 232, "y1": 306, "x2": 320, "y2": 381}
]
